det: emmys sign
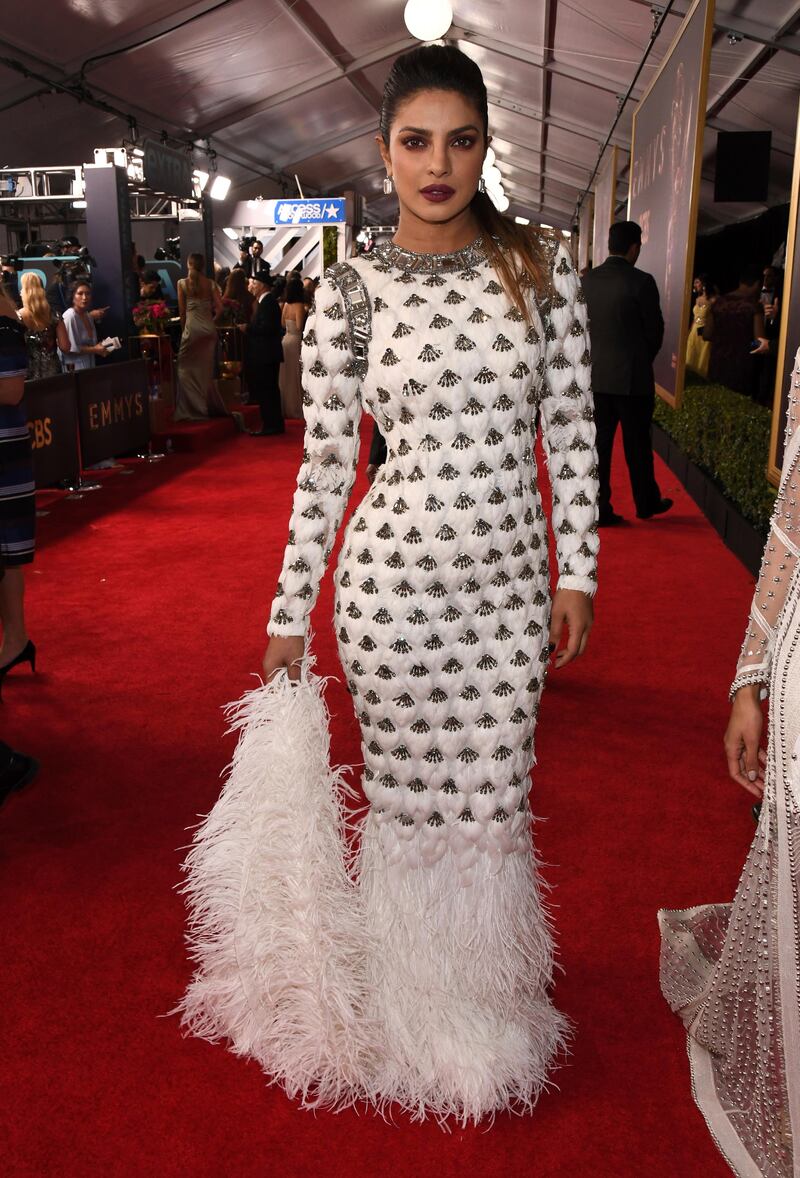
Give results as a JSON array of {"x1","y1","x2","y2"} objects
[{"x1": 628, "y1": 0, "x2": 715, "y2": 408}]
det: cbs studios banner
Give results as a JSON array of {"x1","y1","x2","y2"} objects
[
  {"x1": 628, "y1": 0, "x2": 715, "y2": 408},
  {"x1": 26, "y1": 360, "x2": 150, "y2": 487}
]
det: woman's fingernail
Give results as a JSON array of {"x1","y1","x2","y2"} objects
[{"x1": 748, "y1": 771, "x2": 757, "y2": 781}]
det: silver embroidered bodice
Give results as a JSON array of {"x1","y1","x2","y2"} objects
[
  {"x1": 267, "y1": 235, "x2": 599, "y2": 869},
  {"x1": 731, "y1": 347, "x2": 800, "y2": 700}
]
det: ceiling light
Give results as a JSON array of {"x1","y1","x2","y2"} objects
[
  {"x1": 222, "y1": 227, "x2": 239, "y2": 240},
  {"x1": 514, "y1": 216, "x2": 530, "y2": 225},
  {"x1": 209, "y1": 175, "x2": 231, "y2": 200},
  {"x1": 403, "y1": 0, "x2": 453, "y2": 41},
  {"x1": 539, "y1": 223, "x2": 553, "y2": 229},
  {"x1": 71, "y1": 200, "x2": 87, "y2": 209}
]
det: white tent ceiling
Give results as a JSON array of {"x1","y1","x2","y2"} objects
[{"x1": 1, "y1": 0, "x2": 799, "y2": 232}]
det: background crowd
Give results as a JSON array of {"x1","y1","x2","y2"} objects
[
  {"x1": 686, "y1": 260, "x2": 783, "y2": 404},
  {"x1": 0, "y1": 236, "x2": 318, "y2": 437}
]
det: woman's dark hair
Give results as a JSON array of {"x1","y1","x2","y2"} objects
[
  {"x1": 223, "y1": 267, "x2": 249, "y2": 302},
  {"x1": 739, "y1": 262, "x2": 763, "y2": 288},
  {"x1": 380, "y1": 44, "x2": 547, "y2": 316},
  {"x1": 284, "y1": 276, "x2": 305, "y2": 305},
  {"x1": 70, "y1": 278, "x2": 92, "y2": 302},
  {"x1": 696, "y1": 272, "x2": 717, "y2": 298},
  {"x1": 272, "y1": 276, "x2": 287, "y2": 299}
]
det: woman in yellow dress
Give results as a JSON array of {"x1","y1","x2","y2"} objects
[{"x1": 685, "y1": 275, "x2": 715, "y2": 378}]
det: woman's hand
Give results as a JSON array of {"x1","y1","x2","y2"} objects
[
  {"x1": 263, "y1": 634, "x2": 305, "y2": 683},
  {"x1": 725, "y1": 684, "x2": 766, "y2": 797},
  {"x1": 92, "y1": 344, "x2": 110, "y2": 358},
  {"x1": 549, "y1": 589, "x2": 593, "y2": 669}
]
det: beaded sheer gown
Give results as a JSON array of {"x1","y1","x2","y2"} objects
[
  {"x1": 181, "y1": 234, "x2": 599, "y2": 1124},
  {"x1": 660, "y1": 347, "x2": 800, "y2": 1176}
]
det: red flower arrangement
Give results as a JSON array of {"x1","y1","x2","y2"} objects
[{"x1": 132, "y1": 300, "x2": 170, "y2": 334}]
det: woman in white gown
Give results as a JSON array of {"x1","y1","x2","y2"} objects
[
  {"x1": 180, "y1": 44, "x2": 599, "y2": 1124},
  {"x1": 660, "y1": 347, "x2": 800, "y2": 1176}
]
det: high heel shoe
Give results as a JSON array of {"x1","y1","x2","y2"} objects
[{"x1": 0, "y1": 640, "x2": 36, "y2": 698}]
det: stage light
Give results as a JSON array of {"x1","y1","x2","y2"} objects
[
  {"x1": 72, "y1": 200, "x2": 87, "y2": 209},
  {"x1": 222, "y1": 227, "x2": 239, "y2": 240},
  {"x1": 193, "y1": 170, "x2": 209, "y2": 191},
  {"x1": 514, "y1": 216, "x2": 530, "y2": 225},
  {"x1": 209, "y1": 175, "x2": 231, "y2": 200},
  {"x1": 403, "y1": 0, "x2": 452, "y2": 41},
  {"x1": 539, "y1": 223, "x2": 553, "y2": 229}
]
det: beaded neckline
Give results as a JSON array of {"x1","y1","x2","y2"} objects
[{"x1": 372, "y1": 236, "x2": 487, "y2": 274}]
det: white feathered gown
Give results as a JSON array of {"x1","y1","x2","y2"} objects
[{"x1": 181, "y1": 235, "x2": 600, "y2": 1124}]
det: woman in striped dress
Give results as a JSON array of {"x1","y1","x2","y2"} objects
[{"x1": 0, "y1": 286, "x2": 36, "y2": 686}]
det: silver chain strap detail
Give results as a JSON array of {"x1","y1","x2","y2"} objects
[{"x1": 326, "y1": 261, "x2": 372, "y2": 380}]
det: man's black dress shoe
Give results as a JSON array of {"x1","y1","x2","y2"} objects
[
  {"x1": 598, "y1": 511, "x2": 626, "y2": 527},
  {"x1": 0, "y1": 748, "x2": 39, "y2": 809},
  {"x1": 637, "y1": 497, "x2": 673, "y2": 520}
]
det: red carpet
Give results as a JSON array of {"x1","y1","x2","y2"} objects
[{"x1": 2, "y1": 422, "x2": 757, "y2": 1176}]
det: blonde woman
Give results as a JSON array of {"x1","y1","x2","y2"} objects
[
  {"x1": 175, "y1": 253, "x2": 227, "y2": 420},
  {"x1": 18, "y1": 272, "x2": 60, "y2": 380}
]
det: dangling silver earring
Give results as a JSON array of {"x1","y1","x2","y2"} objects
[
  {"x1": 478, "y1": 178, "x2": 486, "y2": 194},
  {"x1": 382, "y1": 175, "x2": 394, "y2": 195}
]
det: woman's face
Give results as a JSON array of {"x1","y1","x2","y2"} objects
[
  {"x1": 73, "y1": 284, "x2": 92, "y2": 311},
  {"x1": 379, "y1": 89, "x2": 487, "y2": 227}
]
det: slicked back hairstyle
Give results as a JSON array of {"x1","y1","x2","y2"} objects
[{"x1": 380, "y1": 45, "x2": 548, "y2": 319}]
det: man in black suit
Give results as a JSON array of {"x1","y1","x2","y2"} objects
[
  {"x1": 581, "y1": 220, "x2": 672, "y2": 526},
  {"x1": 244, "y1": 274, "x2": 284, "y2": 435}
]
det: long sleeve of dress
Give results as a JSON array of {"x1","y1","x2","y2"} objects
[
  {"x1": 267, "y1": 275, "x2": 363, "y2": 638},
  {"x1": 539, "y1": 242, "x2": 600, "y2": 597},
  {"x1": 730, "y1": 349, "x2": 800, "y2": 698}
]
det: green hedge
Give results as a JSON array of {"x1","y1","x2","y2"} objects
[{"x1": 653, "y1": 382, "x2": 776, "y2": 531}]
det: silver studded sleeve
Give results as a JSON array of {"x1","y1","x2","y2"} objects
[
  {"x1": 539, "y1": 242, "x2": 600, "y2": 597},
  {"x1": 730, "y1": 348, "x2": 800, "y2": 699},
  {"x1": 267, "y1": 276, "x2": 363, "y2": 637}
]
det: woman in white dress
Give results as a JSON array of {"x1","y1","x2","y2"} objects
[
  {"x1": 660, "y1": 348, "x2": 800, "y2": 1176},
  {"x1": 181, "y1": 44, "x2": 599, "y2": 1123}
]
